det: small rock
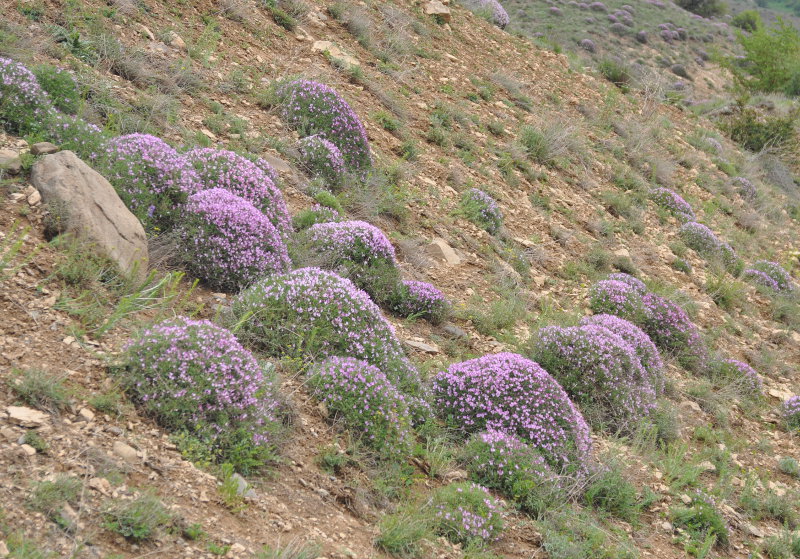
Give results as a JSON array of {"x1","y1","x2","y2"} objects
[
  {"x1": 27, "y1": 189, "x2": 41, "y2": 205},
  {"x1": 679, "y1": 400, "x2": 702, "y2": 413},
  {"x1": 231, "y1": 473, "x2": 257, "y2": 499},
  {"x1": 138, "y1": 24, "x2": 155, "y2": 40},
  {"x1": 424, "y1": 0, "x2": 451, "y2": 21},
  {"x1": 405, "y1": 339, "x2": 439, "y2": 354},
  {"x1": 426, "y1": 238, "x2": 461, "y2": 265},
  {"x1": 88, "y1": 477, "x2": 111, "y2": 495},
  {"x1": 698, "y1": 460, "x2": 716, "y2": 473},
  {"x1": 261, "y1": 154, "x2": 291, "y2": 174},
  {"x1": 745, "y1": 523, "x2": 764, "y2": 538},
  {"x1": 167, "y1": 31, "x2": 187, "y2": 50},
  {"x1": 30, "y1": 142, "x2": 59, "y2": 155},
  {"x1": 6, "y1": 406, "x2": 49, "y2": 427},
  {"x1": 661, "y1": 521, "x2": 673, "y2": 531},
  {"x1": 0, "y1": 149, "x2": 21, "y2": 175},
  {"x1": 680, "y1": 494, "x2": 692, "y2": 505},
  {"x1": 113, "y1": 441, "x2": 139, "y2": 463},
  {"x1": 0, "y1": 541, "x2": 8, "y2": 557},
  {"x1": 20, "y1": 444, "x2": 36, "y2": 456},
  {"x1": 0, "y1": 427, "x2": 17, "y2": 441},
  {"x1": 77, "y1": 408, "x2": 95, "y2": 422},
  {"x1": 442, "y1": 324, "x2": 469, "y2": 340}
]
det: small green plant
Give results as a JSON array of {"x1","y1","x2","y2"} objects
[
  {"x1": 218, "y1": 463, "x2": 247, "y2": 512},
  {"x1": 183, "y1": 523, "x2": 205, "y2": 541},
  {"x1": 28, "y1": 476, "x2": 81, "y2": 521},
  {"x1": 429, "y1": 482, "x2": 504, "y2": 548},
  {"x1": 537, "y1": 508, "x2": 637, "y2": 559},
  {"x1": 458, "y1": 188, "x2": 503, "y2": 234},
  {"x1": 598, "y1": 58, "x2": 633, "y2": 92},
  {"x1": 23, "y1": 431, "x2": 48, "y2": 453},
  {"x1": 374, "y1": 110, "x2": 401, "y2": 132},
  {"x1": 584, "y1": 461, "x2": 641, "y2": 522},
  {"x1": 1, "y1": 222, "x2": 38, "y2": 284},
  {"x1": 88, "y1": 389, "x2": 129, "y2": 417},
  {"x1": 779, "y1": 457, "x2": 800, "y2": 478},
  {"x1": 8, "y1": 368, "x2": 70, "y2": 413},
  {"x1": 255, "y1": 539, "x2": 321, "y2": 559},
  {"x1": 375, "y1": 508, "x2": 431, "y2": 558},
  {"x1": 32, "y1": 64, "x2": 80, "y2": 114},
  {"x1": 671, "y1": 492, "x2": 729, "y2": 555},
  {"x1": 103, "y1": 493, "x2": 173, "y2": 541},
  {"x1": 761, "y1": 530, "x2": 800, "y2": 559}
]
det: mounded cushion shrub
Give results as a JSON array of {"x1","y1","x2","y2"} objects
[
  {"x1": 607, "y1": 272, "x2": 647, "y2": 294},
  {"x1": 385, "y1": 279, "x2": 451, "y2": 324},
  {"x1": 459, "y1": 188, "x2": 503, "y2": 234},
  {"x1": 297, "y1": 134, "x2": 346, "y2": 187},
  {"x1": 581, "y1": 314, "x2": 665, "y2": 396},
  {"x1": 529, "y1": 325, "x2": 657, "y2": 429},
  {"x1": 650, "y1": 187, "x2": 696, "y2": 222},
  {"x1": 783, "y1": 396, "x2": 800, "y2": 431},
  {"x1": 462, "y1": 430, "x2": 555, "y2": 513},
  {"x1": 461, "y1": 0, "x2": 511, "y2": 28},
  {"x1": 710, "y1": 358, "x2": 762, "y2": 397},
  {"x1": 230, "y1": 268, "x2": 426, "y2": 413},
  {"x1": 118, "y1": 317, "x2": 282, "y2": 473},
  {"x1": 0, "y1": 57, "x2": 53, "y2": 134},
  {"x1": 299, "y1": 220, "x2": 399, "y2": 299},
  {"x1": 178, "y1": 189, "x2": 290, "y2": 292},
  {"x1": 102, "y1": 134, "x2": 201, "y2": 230},
  {"x1": 430, "y1": 482, "x2": 504, "y2": 547},
  {"x1": 732, "y1": 176, "x2": 756, "y2": 200},
  {"x1": 433, "y1": 352, "x2": 593, "y2": 474},
  {"x1": 589, "y1": 279, "x2": 644, "y2": 320},
  {"x1": 183, "y1": 148, "x2": 291, "y2": 233},
  {"x1": 277, "y1": 79, "x2": 371, "y2": 173},
  {"x1": 679, "y1": 222, "x2": 740, "y2": 273},
  {"x1": 308, "y1": 357, "x2": 411, "y2": 457},
  {"x1": 640, "y1": 292, "x2": 708, "y2": 371},
  {"x1": 743, "y1": 260, "x2": 793, "y2": 292}
]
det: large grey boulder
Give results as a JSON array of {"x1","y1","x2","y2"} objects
[{"x1": 31, "y1": 151, "x2": 148, "y2": 277}]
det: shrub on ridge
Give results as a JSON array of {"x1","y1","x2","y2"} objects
[
  {"x1": 783, "y1": 396, "x2": 800, "y2": 431},
  {"x1": 277, "y1": 79, "x2": 371, "y2": 173},
  {"x1": 297, "y1": 134, "x2": 346, "y2": 187},
  {"x1": 459, "y1": 188, "x2": 503, "y2": 234},
  {"x1": 529, "y1": 324, "x2": 657, "y2": 429},
  {"x1": 460, "y1": 0, "x2": 511, "y2": 28},
  {"x1": 433, "y1": 352, "x2": 593, "y2": 474},
  {"x1": 640, "y1": 292, "x2": 708, "y2": 371},
  {"x1": 385, "y1": 279, "x2": 451, "y2": 324},
  {"x1": 430, "y1": 482, "x2": 504, "y2": 547},
  {"x1": 744, "y1": 260, "x2": 793, "y2": 292},
  {"x1": 709, "y1": 358, "x2": 762, "y2": 397},
  {"x1": 679, "y1": 222, "x2": 740, "y2": 273},
  {"x1": 309, "y1": 356, "x2": 412, "y2": 457},
  {"x1": 650, "y1": 187, "x2": 696, "y2": 222},
  {"x1": 117, "y1": 317, "x2": 282, "y2": 473},
  {"x1": 177, "y1": 189, "x2": 290, "y2": 292},
  {"x1": 0, "y1": 57, "x2": 53, "y2": 135},
  {"x1": 589, "y1": 279, "x2": 644, "y2": 320}
]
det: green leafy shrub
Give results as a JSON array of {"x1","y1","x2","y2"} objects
[
  {"x1": 598, "y1": 58, "x2": 633, "y2": 91},
  {"x1": 584, "y1": 462, "x2": 640, "y2": 521},
  {"x1": 720, "y1": 105, "x2": 797, "y2": 151},
  {"x1": 8, "y1": 368, "x2": 70, "y2": 413},
  {"x1": 671, "y1": 492, "x2": 729, "y2": 552},
  {"x1": 32, "y1": 65, "x2": 80, "y2": 114},
  {"x1": 103, "y1": 493, "x2": 173, "y2": 542},
  {"x1": 676, "y1": 0, "x2": 726, "y2": 17},
  {"x1": 459, "y1": 188, "x2": 503, "y2": 234},
  {"x1": 732, "y1": 10, "x2": 761, "y2": 32}
]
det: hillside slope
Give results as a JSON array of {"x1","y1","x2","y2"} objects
[{"x1": 1, "y1": 0, "x2": 799, "y2": 558}]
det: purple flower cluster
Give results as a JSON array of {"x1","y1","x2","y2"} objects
[
  {"x1": 611, "y1": 7, "x2": 634, "y2": 26},
  {"x1": 579, "y1": 38, "x2": 597, "y2": 52},
  {"x1": 714, "y1": 358, "x2": 762, "y2": 396},
  {"x1": 732, "y1": 177, "x2": 756, "y2": 200},
  {"x1": 705, "y1": 137, "x2": 723, "y2": 154},
  {"x1": 278, "y1": 79, "x2": 371, "y2": 173},
  {"x1": 304, "y1": 220, "x2": 396, "y2": 264},
  {"x1": 184, "y1": 148, "x2": 291, "y2": 232},
  {"x1": 102, "y1": 134, "x2": 201, "y2": 228},
  {"x1": 0, "y1": 57, "x2": 54, "y2": 134},
  {"x1": 650, "y1": 187, "x2": 696, "y2": 222},
  {"x1": 433, "y1": 352, "x2": 593, "y2": 473},
  {"x1": 679, "y1": 222, "x2": 739, "y2": 272},
  {"x1": 783, "y1": 396, "x2": 800, "y2": 430},
  {"x1": 463, "y1": 430, "x2": 554, "y2": 496},
  {"x1": 230, "y1": 268, "x2": 426, "y2": 414},
  {"x1": 590, "y1": 1, "x2": 608, "y2": 11},
  {"x1": 387, "y1": 279, "x2": 451, "y2": 324},
  {"x1": 640, "y1": 292, "x2": 708, "y2": 371},
  {"x1": 581, "y1": 314, "x2": 665, "y2": 396},
  {"x1": 460, "y1": 188, "x2": 503, "y2": 234},
  {"x1": 589, "y1": 279, "x2": 644, "y2": 320},
  {"x1": 607, "y1": 272, "x2": 647, "y2": 293},
  {"x1": 530, "y1": 325, "x2": 657, "y2": 427},
  {"x1": 431, "y1": 482, "x2": 504, "y2": 546},
  {"x1": 297, "y1": 134, "x2": 346, "y2": 186},
  {"x1": 462, "y1": 0, "x2": 511, "y2": 28},
  {"x1": 309, "y1": 357, "x2": 411, "y2": 457},
  {"x1": 178, "y1": 189, "x2": 290, "y2": 292},
  {"x1": 47, "y1": 113, "x2": 106, "y2": 159},
  {"x1": 120, "y1": 317, "x2": 281, "y2": 467},
  {"x1": 744, "y1": 260, "x2": 793, "y2": 292},
  {"x1": 636, "y1": 30, "x2": 648, "y2": 43}
]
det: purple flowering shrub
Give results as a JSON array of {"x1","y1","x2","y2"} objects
[
  {"x1": 710, "y1": 358, "x2": 762, "y2": 397},
  {"x1": 433, "y1": 352, "x2": 593, "y2": 474},
  {"x1": 745, "y1": 260, "x2": 793, "y2": 292},
  {"x1": 589, "y1": 279, "x2": 644, "y2": 320},
  {"x1": 679, "y1": 222, "x2": 741, "y2": 273},
  {"x1": 0, "y1": 57, "x2": 53, "y2": 134},
  {"x1": 184, "y1": 148, "x2": 291, "y2": 232},
  {"x1": 460, "y1": 188, "x2": 503, "y2": 234},
  {"x1": 177, "y1": 189, "x2": 290, "y2": 292},
  {"x1": 118, "y1": 317, "x2": 283, "y2": 473},
  {"x1": 732, "y1": 177, "x2": 756, "y2": 200},
  {"x1": 430, "y1": 483, "x2": 504, "y2": 547},
  {"x1": 292, "y1": 203, "x2": 343, "y2": 231},
  {"x1": 783, "y1": 396, "x2": 800, "y2": 430},
  {"x1": 650, "y1": 187, "x2": 696, "y2": 222},
  {"x1": 640, "y1": 293, "x2": 708, "y2": 371},
  {"x1": 461, "y1": 0, "x2": 511, "y2": 28},
  {"x1": 230, "y1": 268, "x2": 426, "y2": 413},
  {"x1": 462, "y1": 430, "x2": 556, "y2": 513},
  {"x1": 385, "y1": 279, "x2": 451, "y2": 324},
  {"x1": 581, "y1": 314, "x2": 665, "y2": 396},
  {"x1": 529, "y1": 325, "x2": 657, "y2": 428},
  {"x1": 308, "y1": 357, "x2": 412, "y2": 457},
  {"x1": 101, "y1": 134, "x2": 201, "y2": 229},
  {"x1": 742, "y1": 268, "x2": 782, "y2": 291},
  {"x1": 299, "y1": 220, "x2": 399, "y2": 299},
  {"x1": 579, "y1": 38, "x2": 597, "y2": 52},
  {"x1": 47, "y1": 113, "x2": 107, "y2": 160},
  {"x1": 636, "y1": 30, "x2": 648, "y2": 43},
  {"x1": 607, "y1": 273, "x2": 647, "y2": 294},
  {"x1": 297, "y1": 134, "x2": 346, "y2": 187},
  {"x1": 277, "y1": 79, "x2": 371, "y2": 173}
]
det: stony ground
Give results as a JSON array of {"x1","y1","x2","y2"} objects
[{"x1": 1, "y1": 0, "x2": 799, "y2": 557}]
